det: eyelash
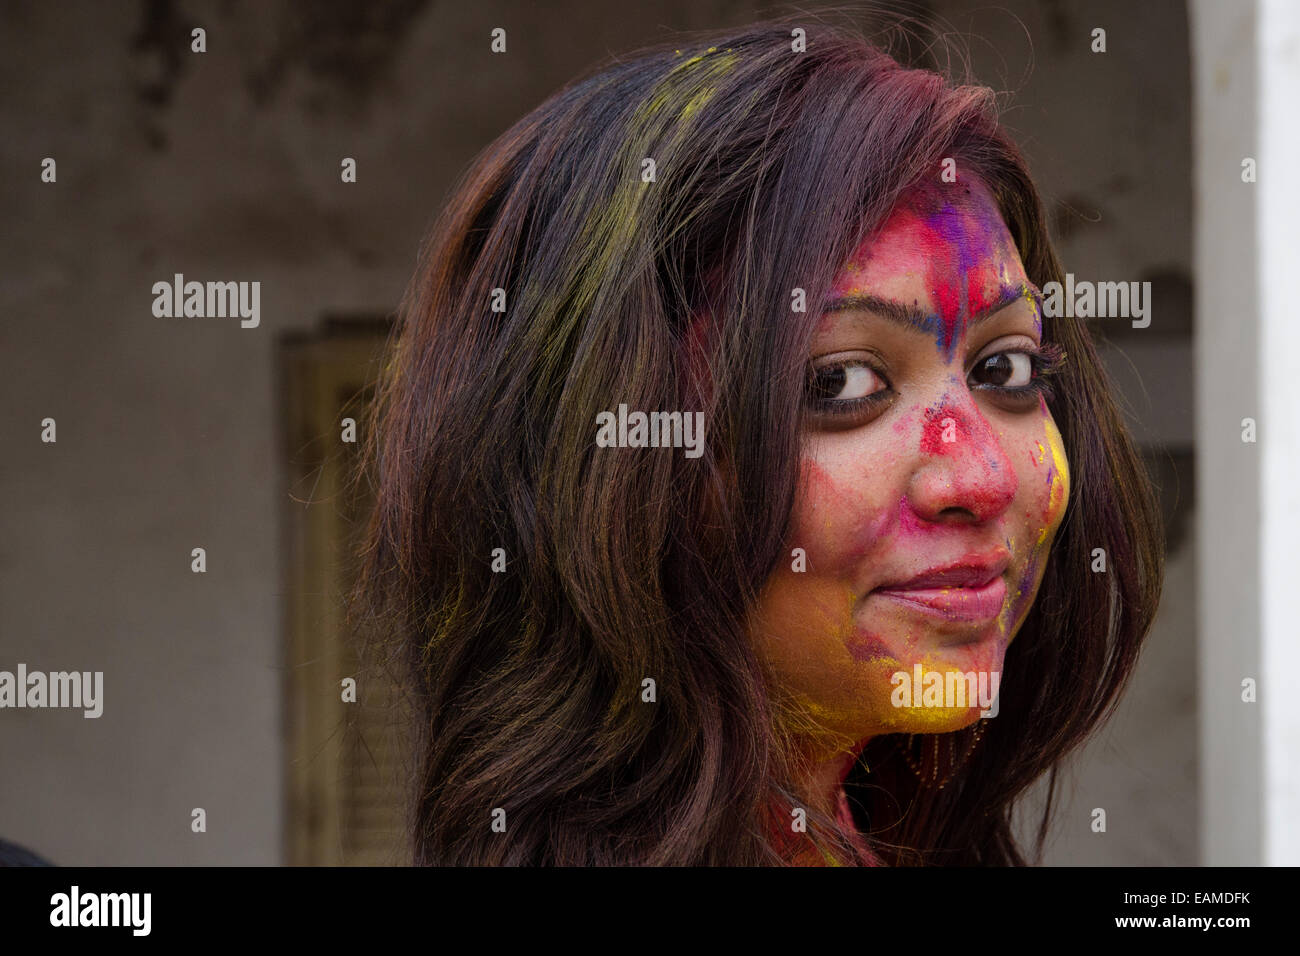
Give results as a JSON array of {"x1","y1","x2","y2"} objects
[{"x1": 806, "y1": 342, "x2": 1069, "y2": 418}]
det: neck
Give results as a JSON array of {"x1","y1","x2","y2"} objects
[
  {"x1": 769, "y1": 736, "x2": 877, "y2": 865},
  {"x1": 803, "y1": 745, "x2": 865, "y2": 819}
]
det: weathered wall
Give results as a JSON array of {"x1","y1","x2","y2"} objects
[{"x1": 0, "y1": 0, "x2": 1193, "y2": 864}]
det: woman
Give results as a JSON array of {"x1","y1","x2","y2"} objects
[{"x1": 352, "y1": 15, "x2": 1163, "y2": 866}]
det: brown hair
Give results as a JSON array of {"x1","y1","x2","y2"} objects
[{"x1": 350, "y1": 13, "x2": 1164, "y2": 865}]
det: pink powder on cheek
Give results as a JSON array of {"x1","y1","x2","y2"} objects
[
  {"x1": 896, "y1": 494, "x2": 928, "y2": 538},
  {"x1": 845, "y1": 627, "x2": 893, "y2": 663},
  {"x1": 802, "y1": 459, "x2": 897, "y2": 566},
  {"x1": 793, "y1": 461, "x2": 903, "y2": 667},
  {"x1": 801, "y1": 459, "x2": 869, "y2": 527},
  {"x1": 802, "y1": 458, "x2": 839, "y2": 500}
]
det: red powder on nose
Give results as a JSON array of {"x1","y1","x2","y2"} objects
[
  {"x1": 920, "y1": 404, "x2": 965, "y2": 455},
  {"x1": 911, "y1": 403, "x2": 1020, "y2": 521}
]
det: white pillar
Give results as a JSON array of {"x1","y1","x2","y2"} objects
[
  {"x1": 1192, "y1": 0, "x2": 1300, "y2": 865},
  {"x1": 1256, "y1": 0, "x2": 1300, "y2": 867}
]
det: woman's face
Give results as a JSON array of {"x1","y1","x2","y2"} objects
[{"x1": 750, "y1": 177, "x2": 1069, "y2": 754}]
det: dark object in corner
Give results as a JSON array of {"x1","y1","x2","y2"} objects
[{"x1": 0, "y1": 837, "x2": 53, "y2": 866}]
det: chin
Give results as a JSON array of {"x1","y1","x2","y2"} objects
[
  {"x1": 882, "y1": 701, "x2": 991, "y2": 735},
  {"x1": 914, "y1": 630, "x2": 1009, "y2": 676},
  {"x1": 843, "y1": 625, "x2": 1008, "y2": 735},
  {"x1": 850, "y1": 618, "x2": 1009, "y2": 670}
]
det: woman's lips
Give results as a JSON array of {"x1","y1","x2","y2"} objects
[{"x1": 873, "y1": 575, "x2": 1008, "y2": 623}]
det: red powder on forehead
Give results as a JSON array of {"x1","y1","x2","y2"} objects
[
  {"x1": 911, "y1": 200, "x2": 1009, "y2": 359},
  {"x1": 963, "y1": 258, "x2": 1006, "y2": 315},
  {"x1": 829, "y1": 181, "x2": 1019, "y2": 363}
]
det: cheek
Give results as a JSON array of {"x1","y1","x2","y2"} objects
[
  {"x1": 791, "y1": 455, "x2": 894, "y2": 574},
  {"x1": 748, "y1": 440, "x2": 907, "y2": 729},
  {"x1": 1043, "y1": 415, "x2": 1070, "y2": 529},
  {"x1": 1003, "y1": 407, "x2": 1071, "y2": 630},
  {"x1": 750, "y1": 455, "x2": 887, "y2": 663},
  {"x1": 1022, "y1": 409, "x2": 1070, "y2": 543}
]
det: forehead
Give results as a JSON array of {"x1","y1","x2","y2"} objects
[{"x1": 830, "y1": 178, "x2": 1025, "y2": 301}]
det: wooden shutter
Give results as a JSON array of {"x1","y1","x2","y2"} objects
[{"x1": 280, "y1": 320, "x2": 412, "y2": 865}]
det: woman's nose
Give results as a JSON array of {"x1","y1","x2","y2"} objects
[{"x1": 904, "y1": 390, "x2": 1017, "y2": 524}]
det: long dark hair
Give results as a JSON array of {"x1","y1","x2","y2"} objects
[{"x1": 350, "y1": 13, "x2": 1164, "y2": 865}]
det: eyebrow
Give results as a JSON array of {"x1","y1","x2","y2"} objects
[{"x1": 823, "y1": 282, "x2": 1043, "y2": 331}]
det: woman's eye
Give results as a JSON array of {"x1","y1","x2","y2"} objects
[
  {"x1": 809, "y1": 361, "x2": 886, "y2": 403},
  {"x1": 970, "y1": 351, "x2": 1033, "y2": 389}
]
